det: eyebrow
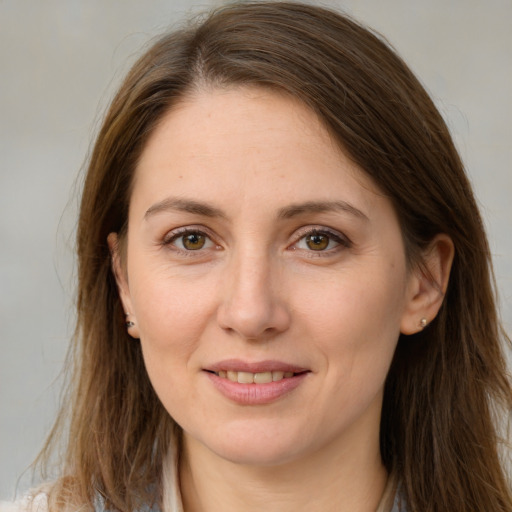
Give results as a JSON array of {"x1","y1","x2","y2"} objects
[
  {"x1": 144, "y1": 197, "x2": 227, "y2": 219},
  {"x1": 144, "y1": 197, "x2": 368, "y2": 222},
  {"x1": 277, "y1": 200, "x2": 369, "y2": 221}
]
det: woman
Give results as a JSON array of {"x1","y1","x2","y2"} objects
[{"x1": 9, "y1": 1, "x2": 512, "y2": 511}]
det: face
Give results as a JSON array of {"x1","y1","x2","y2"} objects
[{"x1": 113, "y1": 87, "x2": 421, "y2": 467}]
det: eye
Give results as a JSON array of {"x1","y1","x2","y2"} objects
[
  {"x1": 303, "y1": 232, "x2": 333, "y2": 251},
  {"x1": 165, "y1": 229, "x2": 216, "y2": 251},
  {"x1": 293, "y1": 228, "x2": 349, "y2": 252}
]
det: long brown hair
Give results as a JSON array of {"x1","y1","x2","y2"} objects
[{"x1": 37, "y1": 2, "x2": 511, "y2": 510}]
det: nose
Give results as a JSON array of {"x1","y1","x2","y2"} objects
[{"x1": 216, "y1": 251, "x2": 291, "y2": 340}]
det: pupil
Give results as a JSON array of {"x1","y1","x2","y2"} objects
[
  {"x1": 307, "y1": 233, "x2": 328, "y2": 250},
  {"x1": 184, "y1": 233, "x2": 205, "y2": 250}
]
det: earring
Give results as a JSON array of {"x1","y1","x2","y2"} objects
[
  {"x1": 419, "y1": 317, "x2": 428, "y2": 329},
  {"x1": 125, "y1": 312, "x2": 135, "y2": 329}
]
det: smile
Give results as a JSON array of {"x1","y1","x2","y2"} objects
[
  {"x1": 213, "y1": 370, "x2": 297, "y2": 384},
  {"x1": 204, "y1": 362, "x2": 310, "y2": 405}
]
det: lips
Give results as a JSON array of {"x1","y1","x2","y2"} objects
[
  {"x1": 204, "y1": 359, "x2": 310, "y2": 405},
  {"x1": 205, "y1": 359, "x2": 308, "y2": 374},
  {"x1": 205, "y1": 359, "x2": 308, "y2": 384}
]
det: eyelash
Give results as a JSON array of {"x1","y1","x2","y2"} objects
[
  {"x1": 162, "y1": 227, "x2": 219, "y2": 254},
  {"x1": 290, "y1": 227, "x2": 351, "y2": 256},
  {"x1": 161, "y1": 226, "x2": 351, "y2": 256}
]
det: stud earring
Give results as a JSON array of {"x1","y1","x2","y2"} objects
[
  {"x1": 420, "y1": 317, "x2": 428, "y2": 329},
  {"x1": 125, "y1": 312, "x2": 135, "y2": 329}
]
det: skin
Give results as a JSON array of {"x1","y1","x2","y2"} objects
[{"x1": 110, "y1": 86, "x2": 453, "y2": 512}]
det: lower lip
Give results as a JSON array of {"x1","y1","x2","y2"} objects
[{"x1": 205, "y1": 372, "x2": 308, "y2": 405}]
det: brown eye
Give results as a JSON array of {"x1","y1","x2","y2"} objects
[
  {"x1": 182, "y1": 232, "x2": 206, "y2": 250},
  {"x1": 293, "y1": 228, "x2": 347, "y2": 253},
  {"x1": 166, "y1": 230, "x2": 215, "y2": 251},
  {"x1": 305, "y1": 233, "x2": 330, "y2": 251}
]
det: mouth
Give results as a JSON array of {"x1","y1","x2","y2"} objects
[
  {"x1": 206, "y1": 369, "x2": 305, "y2": 384},
  {"x1": 204, "y1": 363, "x2": 310, "y2": 404}
]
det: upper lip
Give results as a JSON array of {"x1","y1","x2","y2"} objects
[{"x1": 205, "y1": 359, "x2": 309, "y2": 374}]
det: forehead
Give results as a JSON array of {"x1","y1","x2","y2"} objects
[{"x1": 131, "y1": 86, "x2": 384, "y2": 220}]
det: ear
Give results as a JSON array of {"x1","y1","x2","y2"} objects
[
  {"x1": 400, "y1": 234, "x2": 454, "y2": 335},
  {"x1": 107, "y1": 232, "x2": 140, "y2": 339}
]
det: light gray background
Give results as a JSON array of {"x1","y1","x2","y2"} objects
[{"x1": 1, "y1": 0, "x2": 510, "y2": 500}]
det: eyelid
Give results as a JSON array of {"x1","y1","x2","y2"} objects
[
  {"x1": 160, "y1": 224, "x2": 350, "y2": 254},
  {"x1": 289, "y1": 225, "x2": 351, "y2": 252},
  {"x1": 162, "y1": 225, "x2": 221, "y2": 251}
]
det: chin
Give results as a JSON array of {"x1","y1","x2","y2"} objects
[
  {"x1": 212, "y1": 440, "x2": 303, "y2": 467},
  {"x1": 184, "y1": 418, "x2": 313, "y2": 468}
]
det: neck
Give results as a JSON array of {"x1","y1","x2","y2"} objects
[{"x1": 178, "y1": 429, "x2": 387, "y2": 512}]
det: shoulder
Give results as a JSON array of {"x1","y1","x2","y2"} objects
[
  {"x1": 390, "y1": 485, "x2": 408, "y2": 512},
  {"x1": 0, "y1": 494, "x2": 48, "y2": 512},
  {"x1": 0, "y1": 494, "x2": 161, "y2": 512}
]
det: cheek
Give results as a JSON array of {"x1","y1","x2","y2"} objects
[
  {"x1": 129, "y1": 262, "x2": 219, "y2": 365},
  {"x1": 130, "y1": 272, "x2": 219, "y2": 421},
  {"x1": 300, "y1": 264, "x2": 406, "y2": 339},
  {"x1": 296, "y1": 263, "x2": 406, "y2": 386}
]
